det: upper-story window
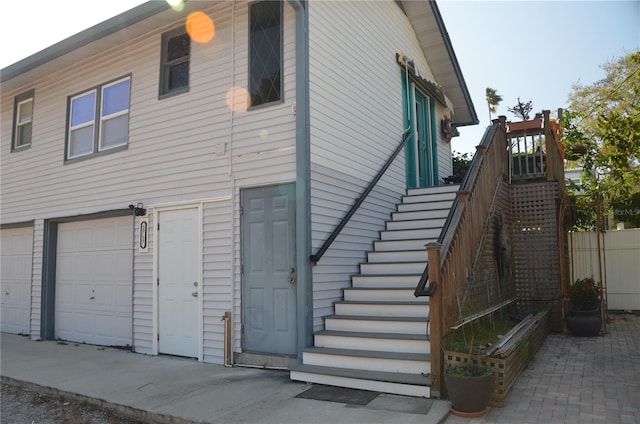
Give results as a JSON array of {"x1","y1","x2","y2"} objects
[
  {"x1": 66, "y1": 76, "x2": 131, "y2": 160},
  {"x1": 249, "y1": 1, "x2": 282, "y2": 108},
  {"x1": 12, "y1": 90, "x2": 34, "y2": 151},
  {"x1": 159, "y1": 28, "x2": 190, "y2": 98}
]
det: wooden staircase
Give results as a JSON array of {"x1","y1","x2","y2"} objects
[{"x1": 290, "y1": 184, "x2": 459, "y2": 397}]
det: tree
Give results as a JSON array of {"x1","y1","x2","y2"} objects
[
  {"x1": 485, "y1": 87, "x2": 502, "y2": 122},
  {"x1": 562, "y1": 51, "x2": 640, "y2": 229},
  {"x1": 508, "y1": 97, "x2": 533, "y2": 121}
]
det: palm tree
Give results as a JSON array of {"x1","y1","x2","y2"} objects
[{"x1": 485, "y1": 87, "x2": 503, "y2": 122}]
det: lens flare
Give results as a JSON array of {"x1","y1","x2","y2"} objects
[
  {"x1": 165, "y1": 0, "x2": 184, "y2": 12},
  {"x1": 226, "y1": 87, "x2": 250, "y2": 112},
  {"x1": 186, "y1": 11, "x2": 215, "y2": 44}
]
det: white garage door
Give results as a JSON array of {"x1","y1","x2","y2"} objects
[
  {"x1": 55, "y1": 216, "x2": 133, "y2": 346},
  {"x1": 1, "y1": 226, "x2": 33, "y2": 334}
]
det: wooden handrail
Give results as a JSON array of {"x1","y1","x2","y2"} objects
[
  {"x1": 310, "y1": 132, "x2": 412, "y2": 264},
  {"x1": 423, "y1": 116, "x2": 508, "y2": 394}
]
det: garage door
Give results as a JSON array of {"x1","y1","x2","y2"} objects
[
  {"x1": 1, "y1": 226, "x2": 33, "y2": 334},
  {"x1": 55, "y1": 216, "x2": 133, "y2": 346}
]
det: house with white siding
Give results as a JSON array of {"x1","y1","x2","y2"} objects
[{"x1": 1, "y1": 0, "x2": 477, "y2": 397}]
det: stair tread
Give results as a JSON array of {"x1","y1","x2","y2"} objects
[
  {"x1": 316, "y1": 330, "x2": 427, "y2": 340},
  {"x1": 334, "y1": 300, "x2": 428, "y2": 306},
  {"x1": 328, "y1": 314, "x2": 428, "y2": 322},
  {"x1": 344, "y1": 287, "x2": 415, "y2": 291},
  {"x1": 353, "y1": 274, "x2": 422, "y2": 278},
  {"x1": 368, "y1": 249, "x2": 427, "y2": 254},
  {"x1": 303, "y1": 346, "x2": 430, "y2": 361},
  {"x1": 290, "y1": 364, "x2": 432, "y2": 386}
]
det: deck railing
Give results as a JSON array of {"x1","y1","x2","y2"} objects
[
  {"x1": 421, "y1": 116, "x2": 509, "y2": 394},
  {"x1": 423, "y1": 110, "x2": 565, "y2": 394},
  {"x1": 508, "y1": 110, "x2": 565, "y2": 186}
]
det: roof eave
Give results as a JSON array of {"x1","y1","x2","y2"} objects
[
  {"x1": 401, "y1": 0, "x2": 478, "y2": 127},
  {"x1": 0, "y1": 1, "x2": 170, "y2": 83}
]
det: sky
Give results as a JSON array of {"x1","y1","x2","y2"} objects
[{"x1": 1, "y1": 0, "x2": 638, "y2": 154}]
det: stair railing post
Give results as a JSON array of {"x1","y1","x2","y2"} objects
[{"x1": 426, "y1": 242, "x2": 442, "y2": 396}]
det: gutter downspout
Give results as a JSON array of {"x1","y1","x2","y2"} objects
[{"x1": 288, "y1": 0, "x2": 312, "y2": 362}]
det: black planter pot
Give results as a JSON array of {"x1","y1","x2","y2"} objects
[
  {"x1": 444, "y1": 370, "x2": 493, "y2": 417},
  {"x1": 566, "y1": 309, "x2": 602, "y2": 337}
]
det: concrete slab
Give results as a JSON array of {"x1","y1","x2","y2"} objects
[{"x1": 0, "y1": 333, "x2": 451, "y2": 424}]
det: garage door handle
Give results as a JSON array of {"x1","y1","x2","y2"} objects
[
  {"x1": 191, "y1": 292, "x2": 198, "y2": 298},
  {"x1": 90, "y1": 296, "x2": 95, "y2": 300}
]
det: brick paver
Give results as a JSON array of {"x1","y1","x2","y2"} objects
[{"x1": 445, "y1": 313, "x2": 640, "y2": 424}]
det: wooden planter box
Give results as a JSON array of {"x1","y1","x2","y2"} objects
[{"x1": 444, "y1": 310, "x2": 548, "y2": 407}]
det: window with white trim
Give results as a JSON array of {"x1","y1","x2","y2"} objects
[
  {"x1": 12, "y1": 90, "x2": 34, "y2": 151},
  {"x1": 67, "y1": 76, "x2": 131, "y2": 160}
]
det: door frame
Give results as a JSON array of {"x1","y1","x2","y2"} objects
[
  {"x1": 402, "y1": 72, "x2": 439, "y2": 188},
  {"x1": 152, "y1": 203, "x2": 203, "y2": 360}
]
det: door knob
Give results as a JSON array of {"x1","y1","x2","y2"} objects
[
  {"x1": 289, "y1": 267, "x2": 295, "y2": 273},
  {"x1": 192, "y1": 292, "x2": 198, "y2": 297},
  {"x1": 193, "y1": 281, "x2": 198, "y2": 287},
  {"x1": 288, "y1": 277, "x2": 296, "y2": 284}
]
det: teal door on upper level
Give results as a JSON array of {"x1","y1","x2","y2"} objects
[{"x1": 402, "y1": 74, "x2": 438, "y2": 188}]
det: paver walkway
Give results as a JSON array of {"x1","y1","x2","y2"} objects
[{"x1": 445, "y1": 313, "x2": 640, "y2": 424}]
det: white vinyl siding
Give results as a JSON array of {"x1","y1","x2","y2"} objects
[
  {"x1": 202, "y1": 198, "x2": 233, "y2": 364},
  {"x1": 30, "y1": 220, "x2": 44, "y2": 340},
  {"x1": 0, "y1": 1, "x2": 297, "y2": 364},
  {"x1": 308, "y1": 1, "x2": 444, "y2": 326},
  {"x1": 133, "y1": 213, "x2": 154, "y2": 354},
  {"x1": 0, "y1": 1, "x2": 295, "y2": 222}
]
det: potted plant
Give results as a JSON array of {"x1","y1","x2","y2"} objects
[
  {"x1": 443, "y1": 333, "x2": 494, "y2": 417},
  {"x1": 565, "y1": 277, "x2": 603, "y2": 337}
]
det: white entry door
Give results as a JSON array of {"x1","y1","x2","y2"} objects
[
  {"x1": 158, "y1": 208, "x2": 199, "y2": 357},
  {"x1": 1, "y1": 226, "x2": 33, "y2": 335}
]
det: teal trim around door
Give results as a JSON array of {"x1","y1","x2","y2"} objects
[{"x1": 402, "y1": 72, "x2": 438, "y2": 188}]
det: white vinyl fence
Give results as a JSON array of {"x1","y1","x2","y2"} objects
[{"x1": 569, "y1": 228, "x2": 640, "y2": 311}]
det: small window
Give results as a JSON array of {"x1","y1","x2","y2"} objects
[
  {"x1": 66, "y1": 76, "x2": 131, "y2": 160},
  {"x1": 249, "y1": 1, "x2": 282, "y2": 107},
  {"x1": 159, "y1": 28, "x2": 190, "y2": 97},
  {"x1": 12, "y1": 90, "x2": 34, "y2": 151}
]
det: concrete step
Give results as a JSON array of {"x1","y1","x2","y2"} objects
[
  {"x1": 314, "y1": 330, "x2": 429, "y2": 354},
  {"x1": 360, "y1": 261, "x2": 426, "y2": 275},
  {"x1": 324, "y1": 315, "x2": 428, "y2": 335},
  {"x1": 290, "y1": 364, "x2": 431, "y2": 397},
  {"x1": 380, "y1": 228, "x2": 441, "y2": 241},
  {"x1": 351, "y1": 274, "x2": 421, "y2": 288},
  {"x1": 386, "y1": 218, "x2": 446, "y2": 230},
  {"x1": 343, "y1": 287, "x2": 416, "y2": 302},
  {"x1": 334, "y1": 301, "x2": 428, "y2": 318},
  {"x1": 373, "y1": 239, "x2": 434, "y2": 252},
  {"x1": 391, "y1": 209, "x2": 449, "y2": 221},
  {"x1": 406, "y1": 185, "x2": 459, "y2": 196},
  {"x1": 367, "y1": 250, "x2": 426, "y2": 263},
  {"x1": 300, "y1": 347, "x2": 430, "y2": 374}
]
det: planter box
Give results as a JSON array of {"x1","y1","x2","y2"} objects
[{"x1": 444, "y1": 310, "x2": 548, "y2": 407}]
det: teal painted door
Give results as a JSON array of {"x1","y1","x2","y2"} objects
[
  {"x1": 403, "y1": 76, "x2": 438, "y2": 188},
  {"x1": 241, "y1": 183, "x2": 297, "y2": 355}
]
